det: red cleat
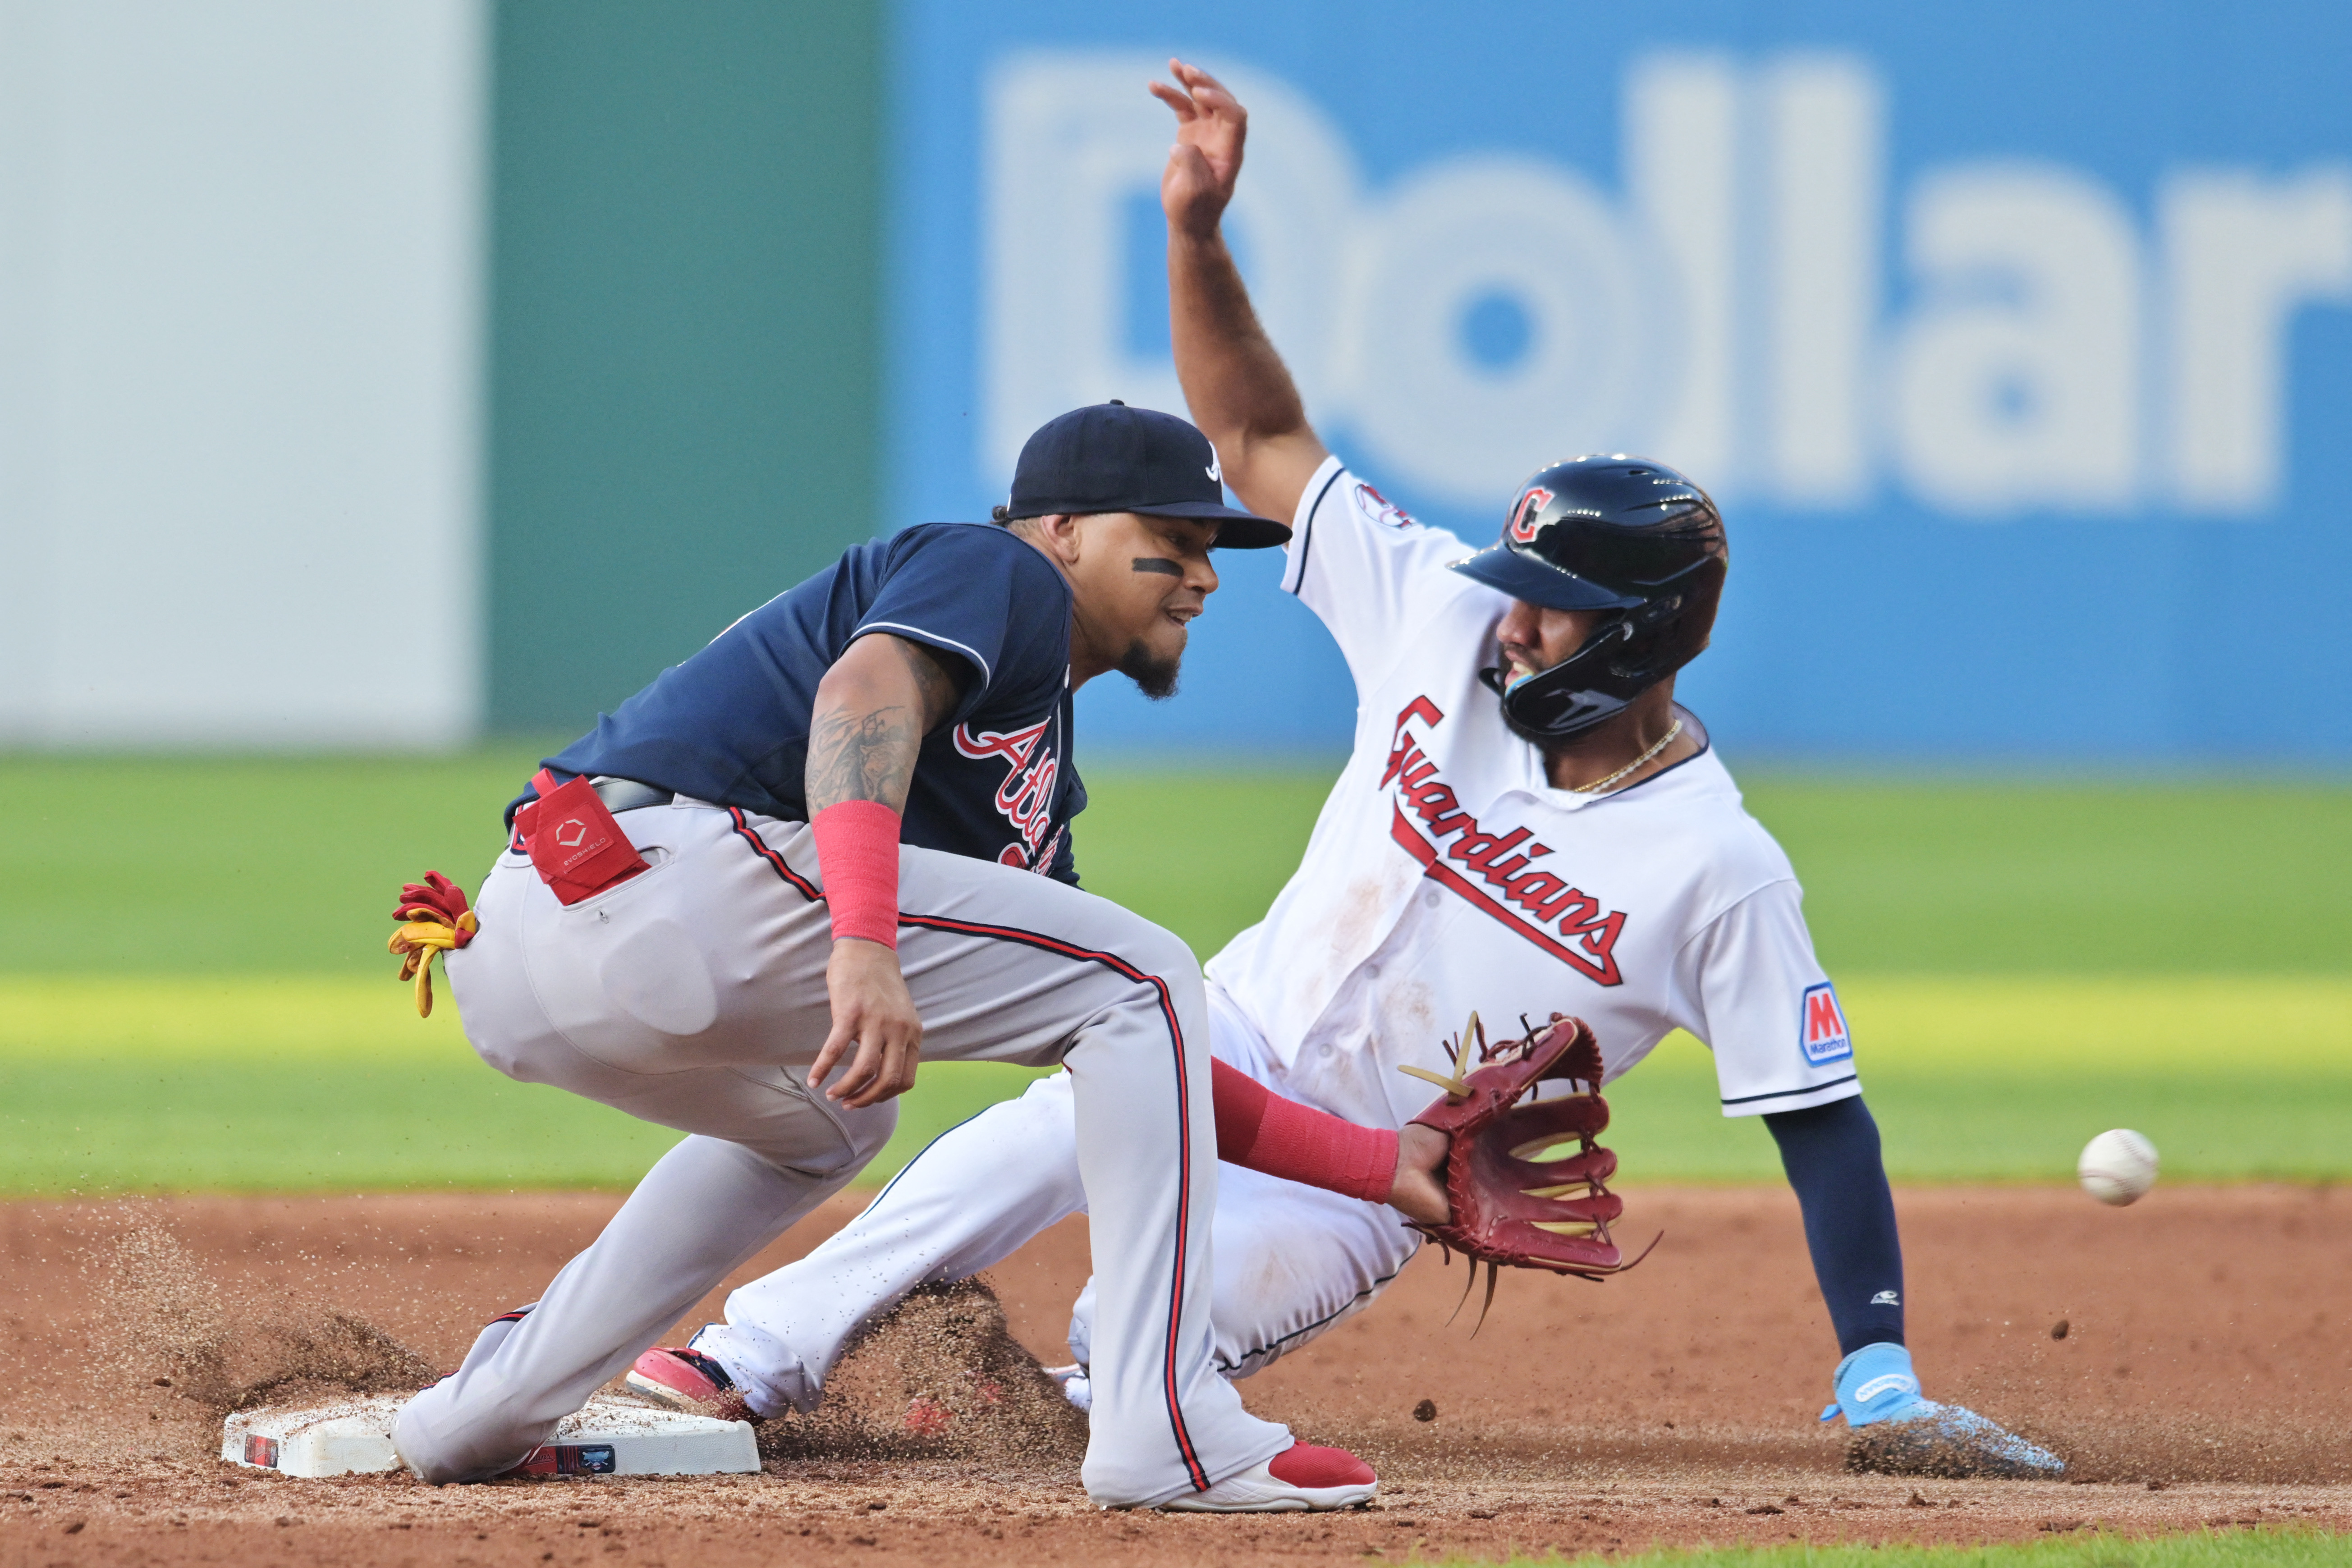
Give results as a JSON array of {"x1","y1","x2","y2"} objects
[
  {"x1": 624, "y1": 1347, "x2": 753, "y2": 1422},
  {"x1": 1160, "y1": 1441, "x2": 1378, "y2": 1512},
  {"x1": 1269, "y1": 1443, "x2": 1377, "y2": 1489}
]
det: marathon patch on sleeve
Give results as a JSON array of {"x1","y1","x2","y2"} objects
[{"x1": 1798, "y1": 981, "x2": 1852, "y2": 1065}]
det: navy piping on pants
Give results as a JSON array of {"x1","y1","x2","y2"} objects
[
  {"x1": 1213, "y1": 1253, "x2": 1412, "y2": 1377},
  {"x1": 725, "y1": 808, "x2": 1212, "y2": 1491}
]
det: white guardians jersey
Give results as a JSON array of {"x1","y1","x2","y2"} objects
[{"x1": 1204, "y1": 456, "x2": 1864, "y2": 1132}]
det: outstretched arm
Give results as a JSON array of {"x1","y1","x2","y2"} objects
[
  {"x1": 1769, "y1": 1096, "x2": 2063, "y2": 1470},
  {"x1": 1153, "y1": 59, "x2": 1329, "y2": 527},
  {"x1": 803, "y1": 633, "x2": 967, "y2": 1109},
  {"x1": 1211, "y1": 1058, "x2": 1450, "y2": 1224},
  {"x1": 1763, "y1": 1096, "x2": 1906, "y2": 1357}
]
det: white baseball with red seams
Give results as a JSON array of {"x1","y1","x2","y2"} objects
[
  {"x1": 2077, "y1": 1128, "x2": 2158, "y2": 1205},
  {"x1": 694, "y1": 455, "x2": 1864, "y2": 1410}
]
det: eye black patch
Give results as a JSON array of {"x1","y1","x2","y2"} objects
[{"x1": 1130, "y1": 557, "x2": 1183, "y2": 577}]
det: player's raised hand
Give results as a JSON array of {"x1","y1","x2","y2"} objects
[
  {"x1": 1152, "y1": 58, "x2": 1246, "y2": 238},
  {"x1": 809, "y1": 937, "x2": 923, "y2": 1109}
]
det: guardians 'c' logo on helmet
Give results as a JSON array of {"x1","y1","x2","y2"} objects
[
  {"x1": 1452, "y1": 455, "x2": 1728, "y2": 744},
  {"x1": 1505, "y1": 486, "x2": 1554, "y2": 543}
]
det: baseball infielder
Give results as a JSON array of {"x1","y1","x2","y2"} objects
[
  {"x1": 391, "y1": 400, "x2": 1384, "y2": 1509},
  {"x1": 634, "y1": 61, "x2": 2061, "y2": 1479}
]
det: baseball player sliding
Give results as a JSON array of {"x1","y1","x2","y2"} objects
[
  {"x1": 632, "y1": 60, "x2": 2062, "y2": 1480},
  {"x1": 387, "y1": 400, "x2": 1394, "y2": 1509}
]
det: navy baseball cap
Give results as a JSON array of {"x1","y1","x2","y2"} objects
[{"x1": 1001, "y1": 401, "x2": 1290, "y2": 549}]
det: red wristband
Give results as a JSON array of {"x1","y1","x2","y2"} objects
[
  {"x1": 1212, "y1": 1058, "x2": 1399, "y2": 1204},
  {"x1": 811, "y1": 801, "x2": 902, "y2": 949}
]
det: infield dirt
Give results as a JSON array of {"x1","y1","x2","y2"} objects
[{"x1": 2, "y1": 1184, "x2": 2345, "y2": 1564}]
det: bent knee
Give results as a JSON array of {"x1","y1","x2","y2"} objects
[
  {"x1": 1143, "y1": 924, "x2": 1200, "y2": 984},
  {"x1": 1110, "y1": 918, "x2": 1202, "y2": 1002},
  {"x1": 1059, "y1": 891, "x2": 1195, "y2": 981}
]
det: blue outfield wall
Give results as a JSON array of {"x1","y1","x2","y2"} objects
[{"x1": 885, "y1": 1, "x2": 2352, "y2": 762}]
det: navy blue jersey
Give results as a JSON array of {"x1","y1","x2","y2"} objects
[{"x1": 532, "y1": 523, "x2": 1085, "y2": 883}]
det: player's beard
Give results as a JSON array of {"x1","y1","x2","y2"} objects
[
  {"x1": 1495, "y1": 701, "x2": 1556, "y2": 748},
  {"x1": 1117, "y1": 639, "x2": 1182, "y2": 701}
]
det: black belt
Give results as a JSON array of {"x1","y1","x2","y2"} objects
[{"x1": 589, "y1": 776, "x2": 674, "y2": 813}]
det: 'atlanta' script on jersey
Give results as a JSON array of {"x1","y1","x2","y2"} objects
[
  {"x1": 954, "y1": 718, "x2": 1063, "y2": 870},
  {"x1": 1380, "y1": 697, "x2": 1627, "y2": 985}
]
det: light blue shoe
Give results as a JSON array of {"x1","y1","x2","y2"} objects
[{"x1": 1820, "y1": 1343, "x2": 2064, "y2": 1479}]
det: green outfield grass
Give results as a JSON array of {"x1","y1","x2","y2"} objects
[
  {"x1": 1606, "y1": 974, "x2": 2352, "y2": 1183},
  {"x1": 1478, "y1": 1530, "x2": 2342, "y2": 1567},
  {"x1": 0, "y1": 976, "x2": 1051, "y2": 1194},
  {"x1": 5, "y1": 751, "x2": 2346, "y2": 977},
  {"x1": 3, "y1": 972, "x2": 2342, "y2": 1193},
  {"x1": 0, "y1": 752, "x2": 2345, "y2": 1195}
]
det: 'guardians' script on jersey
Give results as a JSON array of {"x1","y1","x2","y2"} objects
[{"x1": 1203, "y1": 457, "x2": 1862, "y2": 1131}]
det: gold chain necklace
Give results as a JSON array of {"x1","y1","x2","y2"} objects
[{"x1": 1568, "y1": 718, "x2": 1684, "y2": 795}]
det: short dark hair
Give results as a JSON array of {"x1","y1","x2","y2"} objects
[{"x1": 990, "y1": 504, "x2": 1012, "y2": 523}]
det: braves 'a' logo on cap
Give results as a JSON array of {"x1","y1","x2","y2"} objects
[
  {"x1": 1507, "y1": 486, "x2": 1554, "y2": 543},
  {"x1": 1799, "y1": 981, "x2": 1852, "y2": 1064}
]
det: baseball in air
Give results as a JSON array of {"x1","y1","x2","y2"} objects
[{"x1": 2077, "y1": 1128, "x2": 2158, "y2": 1206}]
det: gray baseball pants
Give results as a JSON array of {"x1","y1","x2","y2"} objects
[
  {"x1": 392, "y1": 799, "x2": 1289, "y2": 1507},
  {"x1": 695, "y1": 988, "x2": 1421, "y2": 1412}
]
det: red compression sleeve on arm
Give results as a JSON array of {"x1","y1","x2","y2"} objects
[
  {"x1": 811, "y1": 801, "x2": 902, "y2": 949},
  {"x1": 1211, "y1": 1058, "x2": 1399, "y2": 1204}
]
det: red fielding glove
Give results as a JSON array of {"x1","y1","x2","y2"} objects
[
  {"x1": 811, "y1": 800, "x2": 903, "y2": 948},
  {"x1": 1404, "y1": 1013, "x2": 1649, "y2": 1284},
  {"x1": 1212, "y1": 1058, "x2": 1398, "y2": 1204}
]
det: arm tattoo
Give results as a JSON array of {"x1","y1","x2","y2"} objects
[
  {"x1": 1131, "y1": 556, "x2": 1184, "y2": 577},
  {"x1": 806, "y1": 703, "x2": 919, "y2": 813},
  {"x1": 805, "y1": 635, "x2": 971, "y2": 815},
  {"x1": 894, "y1": 637, "x2": 966, "y2": 730}
]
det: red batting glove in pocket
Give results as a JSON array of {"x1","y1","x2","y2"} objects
[{"x1": 522, "y1": 775, "x2": 649, "y2": 906}]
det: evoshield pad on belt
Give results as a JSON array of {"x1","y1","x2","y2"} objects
[{"x1": 519, "y1": 774, "x2": 649, "y2": 906}]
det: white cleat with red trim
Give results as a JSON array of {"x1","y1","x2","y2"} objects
[{"x1": 1160, "y1": 1442, "x2": 1378, "y2": 1512}]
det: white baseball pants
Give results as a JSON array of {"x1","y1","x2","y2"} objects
[
  {"x1": 698, "y1": 988, "x2": 1424, "y2": 1415},
  {"x1": 392, "y1": 801, "x2": 1288, "y2": 1507}
]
